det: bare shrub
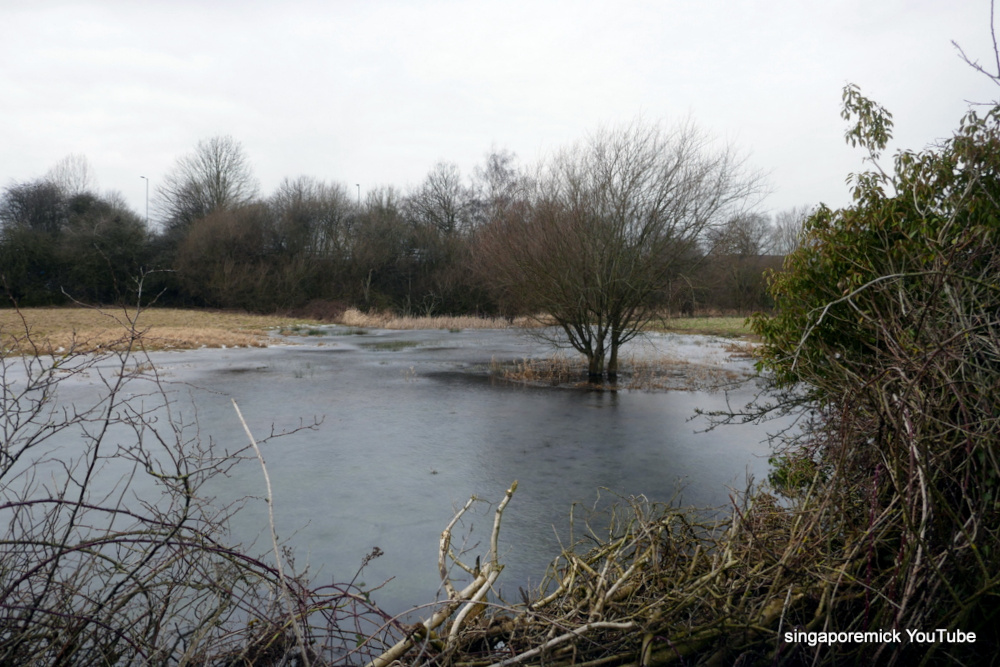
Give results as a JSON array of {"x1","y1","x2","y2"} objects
[{"x1": 0, "y1": 303, "x2": 397, "y2": 665}]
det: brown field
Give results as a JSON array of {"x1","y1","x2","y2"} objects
[
  {"x1": 0, "y1": 307, "x2": 322, "y2": 355},
  {"x1": 652, "y1": 315, "x2": 754, "y2": 338},
  {"x1": 336, "y1": 310, "x2": 755, "y2": 336},
  {"x1": 336, "y1": 308, "x2": 532, "y2": 330}
]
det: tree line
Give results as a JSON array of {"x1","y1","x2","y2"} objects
[{"x1": 1, "y1": 130, "x2": 806, "y2": 320}]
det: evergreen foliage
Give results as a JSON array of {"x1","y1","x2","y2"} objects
[{"x1": 751, "y1": 86, "x2": 1000, "y2": 660}]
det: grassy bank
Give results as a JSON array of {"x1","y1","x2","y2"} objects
[
  {"x1": 336, "y1": 307, "x2": 529, "y2": 330},
  {"x1": 338, "y1": 309, "x2": 754, "y2": 337},
  {"x1": 0, "y1": 306, "x2": 528, "y2": 355},
  {"x1": 652, "y1": 315, "x2": 754, "y2": 337},
  {"x1": 0, "y1": 307, "x2": 323, "y2": 354}
]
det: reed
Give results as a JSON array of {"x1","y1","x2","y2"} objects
[
  {"x1": 336, "y1": 308, "x2": 536, "y2": 331},
  {"x1": 490, "y1": 351, "x2": 749, "y2": 391}
]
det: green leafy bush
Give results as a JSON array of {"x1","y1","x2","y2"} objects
[{"x1": 752, "y1": 86, "x2": 1000, "y2": 660}]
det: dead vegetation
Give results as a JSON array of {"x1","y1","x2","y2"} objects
[
  {"x1": 363, "y1": 477, "x2": 962, "y2": 667},
  {"x1": 363, "y1": 467, "x2": 995, "y2": 666},
  {"x1": 455, "y1": 491, "x2": 796, "y2": 667},
  {"x1": 490, "y1": 351, "x2": 751, "y2": 392},
  {"x1": 336, "y1": 308, "x2": 536, "y2": 331},
  {"x1": 0, "y1": 307, "x2": 321, "y2": 354},
  {"x1": 651, "y1": 315, "x2": 754, "y2": 338}
]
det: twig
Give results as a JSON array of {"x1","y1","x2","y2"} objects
[
  {"x1": 232, "y1": 399, "x2": 309, "y2": 667},
  {"x1": 485, "y1": 621, "x2": 635, "y2": 667},
  {"x1": 368, "y1": 482, "x2": 519, "y2": 667}
]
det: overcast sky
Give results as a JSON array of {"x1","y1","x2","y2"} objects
[{"x1": 2, "y1": 1, "x2": 997, "y2": 221}]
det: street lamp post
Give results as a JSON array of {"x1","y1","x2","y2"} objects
[
  {"x1": 356, "y1": 184, "x2": 360, "y2": 207},
  {"x1": 140, "y1": 176, "x2": 149, "y2": 225}
]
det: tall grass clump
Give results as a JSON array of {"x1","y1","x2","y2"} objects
[{"x1": 491, "y1": 349, "x2": 748, "y2": 391}]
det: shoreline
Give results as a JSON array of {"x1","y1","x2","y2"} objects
[{"x1": 1, "y1": 306, "x2": 754, "y2": 355}]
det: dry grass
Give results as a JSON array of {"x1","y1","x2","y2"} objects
[
  {"x1": 721, "y1": 339, "x2": 758, "y2": 358},
  {"x1": 652, "y1": 315, "x2": 755, "y2": 338},
  {"x1": 336, "y1": 308, "x2": 536, "y2": 330},
  {"x1": 491, "y1": 351, "x2": 750, "y2": 391},
  {"x1": 0, "y1": 307, "x2": 322, "y2": 355},
  {"x1": 335, "y1": 310, "x2": 755, "y2": 338},
  {"x1": 380, "y1": 489, "x2": 824, "y2": 666}
]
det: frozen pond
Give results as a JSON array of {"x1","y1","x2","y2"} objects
[{"x1": 13, "y1": 326, "x2": 783, "y2": 617}]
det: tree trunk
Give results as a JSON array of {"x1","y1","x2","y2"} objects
[
  {"x1": 607, "y1": 342, "x2": 619, "y2": 381},
  {"x1": 587, "y1": 351, "x2": 605, "y2": 381}
]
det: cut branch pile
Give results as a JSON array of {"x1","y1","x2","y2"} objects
[
  {"x1": 367, "y1": 488, "x2": 812, "y2": 666},
  {"x1": 371, "y1": 473, "x2": 997, "y2": 666}
]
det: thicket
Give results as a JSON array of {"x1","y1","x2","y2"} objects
[
  {"x1": 0, "y1": 183, "x2": 148, "y2": 306},
  {"x1": 745, "y1": 85, "x2": 1000, "y2": 662}
]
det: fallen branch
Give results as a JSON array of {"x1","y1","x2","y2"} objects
[{"x1": 367, "y1": 481, "x2": 518, "y2": 667}]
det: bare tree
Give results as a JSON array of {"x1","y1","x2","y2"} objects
[
  {"x1": 701, "y1": 212, "x2": 778, "y2": 313},
  {"x1": 705, "y1": 211, "x2": 774, "y2": 256},
  {"x1": 468, "y1": 148, "x2": 529, "y2": 229},
  {"x1": 154, "y1": 135, "x2": 259, "y2": 235},
  {"x1": 351, "y1": 186, "x2": 416, "y2": 308},
  {"x1": 770, "y1": 205, "x2": 811, "y2": 255},
  {"x1": 405, "y1": 162, "x2": 472, "y2": 235},
  {"x1": 481, "y1": 120, "x2": 764, "y2": 380},
  {"x1": 44, "y1": 154, "x2": 97, "y2": 196},
  {"x1": 270, "y1": 176, "x2": 354, "y2": 259}
]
